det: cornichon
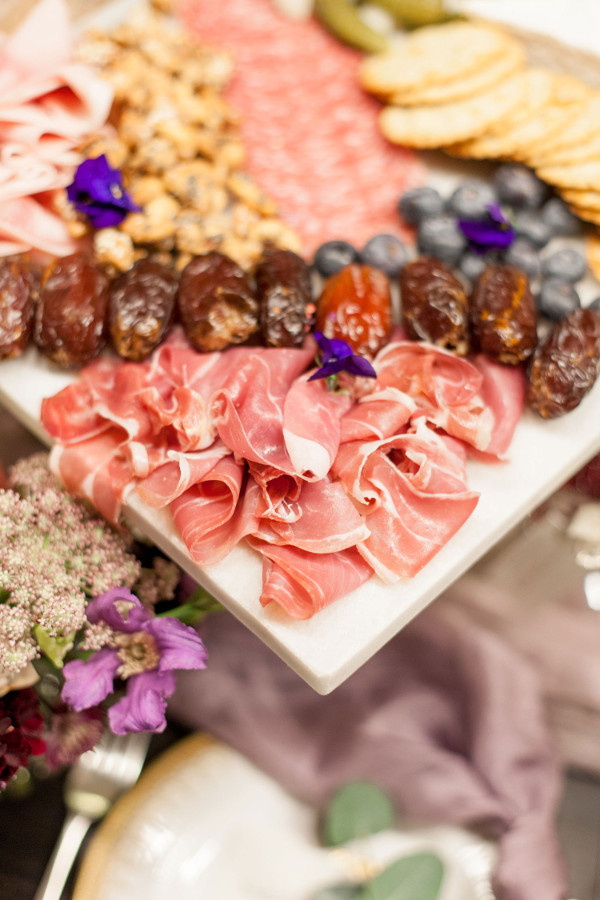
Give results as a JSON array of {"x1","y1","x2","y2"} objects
[
  {"x1": 314, "y1": 0, "x2": 389, "y2": 53},
  {"x1": 369, "y1": 0, "x2": 452, "y2": 28}
]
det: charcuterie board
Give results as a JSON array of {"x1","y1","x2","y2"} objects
[
  {"x1": 3, "y1": 0, "x2": 600, "y2": 693},
  {"x1": 1, "y1": 334, "x2": 600, "y2": 693}
]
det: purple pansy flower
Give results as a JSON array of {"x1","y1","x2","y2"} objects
[
  {"x1": 308, "y1": 331, "x2": 377, "y2": 383},
  {"x1": 61, "y1": 588, "x2": 207, "y2": 735},
  {"x1": 66, "y1": 155, "x2": 140, "y2": 229},
  {"x1": 458, "y1": 204, "x2": 515, "y2": 254}
]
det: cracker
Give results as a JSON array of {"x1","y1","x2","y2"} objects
[
  {"x1": 380, "y1": 71, "x2": 527, "y2": 149},
  {"x1": 586, "y1": 231, "x2": 600, "y2": 280},
  {"x1": 524, "y1": 94, "x2": 600, "y2": 165},
  {"x1": 390, "y1": 41, "x2": 525, "y2": 107},
  {"x1": 571, "y1": 206, "x2": 600, "y2": 226},
  {"x1": 536, "y1": 134, "x2": 600, "y2": 167},
  {"x1": 359, "y1": 21, "x2": 514, "y2": 98},
  {"x1": 561, "y1": 189, "x2": 600, "y2": 211},
  {"x1": 537, "y1": 160, "x2": 600, "y2": 191}
]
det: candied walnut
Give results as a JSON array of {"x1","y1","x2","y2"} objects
[
  {"x1": 470, "y1": 263, "x2": 537, "y2": 365},
  {"x1": 527, "y1": 308, "x2": 600, "y2": 418},
  {"x1": 400, "y1": 257, "x2": 469, "y2": 355},
  {"x1": 94, "y1": 228, "x2": 135, "y2": 273},
  {"x1": 226, "y1": 173, "x2": 278, "y2": 216},
  {"x1": 109, "y1": 258, "x2": 178, "y2": 361},
  {"x1": 0, "y1": 258, "x2": 38, "y2": 359},
  {"x1": 316, "y1": 264, "x2": 393, "y2": 358},
  {"x1": 127, "y1": 175, "x2": 166, "y2": 207},
  {"x1": 34, "y1": 253, "x2": 109, "y2": 369},
  {"x1": 255, "y1": 246, "x2": 313, "y2": 348},
  {"x1": 177, "y1": 251, "x2": 258, "y2": 351},
  {"x1": 120, "y1": 195, "x2": 179, "y2": 244}
]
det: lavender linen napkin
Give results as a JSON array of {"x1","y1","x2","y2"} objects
[{"x1": 169, "y1": 601, "x2": 567, "y2": 900}]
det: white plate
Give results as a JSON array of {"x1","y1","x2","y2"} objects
[
  {"x1": 72, "y1": 734, "x2": 496, "y2": 900},
  {"x1": 3, "y1": 3, "x2": 600, "y2": 693}
]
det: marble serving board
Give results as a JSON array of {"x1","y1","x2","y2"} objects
[{"x1": 2, "y1": 340, "x2": 600, "y2": 694}]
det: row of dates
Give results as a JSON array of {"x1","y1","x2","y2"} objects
[{"x1": 1, "y1": 246, "x2": 599, "y2": 419}]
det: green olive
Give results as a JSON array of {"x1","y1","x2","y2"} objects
[
  {"x1": 314, "y1": 0, "x2": 389, "y2": 53},
  {"x1": 369, "y1": 0, "x2": 453, "y2": 28}
]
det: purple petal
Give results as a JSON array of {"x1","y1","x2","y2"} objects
[
  {"x1": 486, "y1": 203, "x2": 509, "y2": 226},
  {"x1": 87, "y1": 206, "x2": 130, "y2": 228},
  {"x1": 86, "y1": 588, "x2": 149, "y2": 633},
  {"x1": 108, "y1": 671, "x2": 177, "y2": 734},
  {"x1": 145, "y1": 618, "x2": 208, "y2": 673},
  {"x1": 458, "y1": 218, "x2": 515, "y2": 250},
  {"x1": 61, "y1": 648, "x2": 119, "y2": 711},
  {"x1": 308, "y1": 357, "x2": 350, "y2": 381},
  {"x1": 345, "y1": 355, "x2": 377, "y2": 378}
]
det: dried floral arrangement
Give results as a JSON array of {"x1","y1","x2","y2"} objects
[{"x1": 0, "y1": 452, "x2": 217, "y2": 791}]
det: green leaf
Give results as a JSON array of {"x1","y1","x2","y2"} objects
[
  {"x1": 158, "y1": 586, "x2": 223, "y2": 625},
  {"x1": 356, "y1": 852, "x2": 445, "y2": 900},
  {"x1": 34, "y1": 625, "x2": 76, "y2": 668},
  {"x1": 312, "y1": 884, "x2": 363, "y2": 900},
  {"x1": 322, "y1": 782, "x2": 396, "y2": 847}
]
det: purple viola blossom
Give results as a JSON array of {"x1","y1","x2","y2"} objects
[
  {"x1": 458, "y1": 203, "x2": 515, "y2": 254},
  {"x1": 66, "y1": 155, "x2": 140, "y2": 229},
  {"x1": 62, "y1": 587, "x2": 207, "y2": 735},
  {"x1": 308, "y1": 331, "x2": 376, "y2": 383}
]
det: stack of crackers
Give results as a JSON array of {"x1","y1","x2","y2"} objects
[{"x1": 359, "y1": 21, "x2": 600, "y2": 229}]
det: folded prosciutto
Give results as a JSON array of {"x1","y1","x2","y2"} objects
[
  {"x1": 0, "y1": 0, "x2": 114, "y2": 256},
  {"x1": 41, "y1": 331, "x2": 524, "y2": 619}
]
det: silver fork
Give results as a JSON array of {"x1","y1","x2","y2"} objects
[{"x1": 33, "y1": 729, "x2": 151, "y2": 900}]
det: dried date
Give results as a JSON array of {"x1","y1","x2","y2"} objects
[
  {"x1": 470, "y1": 263, "x2": 537, "y2": 365},
  {"x1": 177, "y1": 251, "x2": 258, "y2": 352},
  {"x1": 527, "y1": 308, "x2": 600, "y2": 418},
  {"x1": 34, "y1": 253, "x2": 110, "y2": 369},
  {"x1": 0, "y1": 257, "x2": 38, "y2": 359},
  {"x1": 255, "y1": 246, "x2": 313, "y2": 348},
  {"x1": 400, "y1": 257, "x2": 469, "y2": 355},
  {"x1": 316, "y1": 264, "x2": 392, "y2": 357},
  {"x1": 109, "y1": 258, "x2": 178, "y2": 361}
]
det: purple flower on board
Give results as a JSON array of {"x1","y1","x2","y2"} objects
[
  {"x1": 458, "y1": 204, "x2": 515, "y2": 254},
  {"x1": 66, "y1": 155, "x2": 140, "y2": 229},
  {"x1": 61, "y1": 588, "x2": 207, "y2": 734},
  {"x1": 308, "y1": 331, "x2": 377, "y2": 383}
]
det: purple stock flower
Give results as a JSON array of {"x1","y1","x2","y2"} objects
[
  {"x1": 308, "y1": 331, "x2": 376, "y2": 383},
  {"x1": 62, "y1": 588, "x2": 207, "y2": 735},
  {"x1": 66, "y1": 155, "x2": 140, "y2": 229},
  {"x1": 458, "y1": 204, "x2": 515, "y2": 254}
]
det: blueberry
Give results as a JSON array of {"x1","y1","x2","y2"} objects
[
  {"x1": 360, "y1": 233, "x2": 410, "y2": 276},
  {"x1": 541, "y1": 247, "x2": 587, "y2": 283},
  {"x1": 505, "y1": 238, "x2": 541, "y2": 280},
  {"x1": 313, "y1": 240, "x2": 358, "y2": 277},
  {"x1": 513, "y1": 210, "x2": 552, "y2": 249},
  {"x1": 417, "y1": 215, "x2": 467, "y2": 266},
  {"x1": 459, "y1": 251, "x2": 489, "y2": 283},
  {"x1": 398, "y1": 186, "x2": 443, "y2": 225},
  {"x1": 446, "y1": 178, "x2": 498, "y2": 220},
  {"x1": 537, "y1": 278, "x2": 581, "y2": 321},
  {"x1": 494, "y1": 164, "x2": 549, "y2": 209},
  {"x1": 540, "y1": 196, "x2": 581, "y2": 237}
]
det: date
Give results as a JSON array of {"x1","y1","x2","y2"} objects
[
  {"x1": 527, "y1": 308, "x2": 600, "y2": 418},
  {"x1": 109, "y1": 258, "x2": 178, "y2": 361},
  {"x1": 470, "y1": 263, "x2": 537, "y2": 365},
  {"x1": 177, "y1": 251, "x2": 258, "y2": 352},
  {"x1": 316, "y1": 264, "x2": 392, "y2": 357},
  {"x1": 34, "y1": 253, "x2": 109, "y2": 369},
  {"x1": 400, "y1": 256, "x2": 469, "y2": 355},
  {"x1": 255, "y1": 246, "x2": 313, "y2": 348},
  {"x1": 0, "y1": 257, "x2": 38, "y2": 359}
]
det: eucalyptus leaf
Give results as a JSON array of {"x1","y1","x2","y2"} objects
[
  {"x1": 322, "y1": 781, "x2": 396, "y2": 847},
  {"x1": 312, "y1": 883, "x2": 363, "y2": 900},
  {"x1": 356, "y1": 852, "x2": 444, "y2": 900}
]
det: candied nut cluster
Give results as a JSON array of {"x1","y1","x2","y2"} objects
[{"x1": 70, "y1": 6, "x2": 301, "y2": 273}]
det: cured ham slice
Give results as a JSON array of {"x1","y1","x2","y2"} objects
[
  {"x1": 340, "y1": 387, "x2": 416, "y2": 443},
  {"x1": 135, "y1": 441, "x2": 231, "y2": 508},
  {"x1": 249, "y1": 539, "x2": 374, "y2": 619},
  {"x1": 471, "y1": 354, "x2": 526, "y2": 458},
  {"x1": 283, "y1": 375, "x2": 352, "y2": 480},
  {"x1": 0, "y1": 195, "x2": 76, "y2": 257},
  {"x1": 249, "y1": 463, "x2": 302, "y2": 524}
]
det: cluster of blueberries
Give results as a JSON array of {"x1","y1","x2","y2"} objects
[{"x1": 312, "y1": 164, "x2": 595, "y2": 323}]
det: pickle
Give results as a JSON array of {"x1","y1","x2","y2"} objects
[{"x1": 314, "y1": 0, "x2": 388, "y2": 53}]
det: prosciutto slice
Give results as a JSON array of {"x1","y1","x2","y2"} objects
[
  {"x1": 135, "y1": 441, "x2": 231, "y2": 508},
  {"x1": 283, "y1": 374, "x2": 352, "y2": 480},
  {"x1": 249, "y1": 539, "x2": 374, "y2": 619}
]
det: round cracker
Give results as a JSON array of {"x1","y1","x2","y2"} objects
[
  {"x1": 537, "y1": 160, "x2": 600, "y2": 191},
  {"x1": 570, "y1": 206, "x2": 600, "y2": 226},
  {"x1": 535, "y1": 133, "x2": 600, "y2": 167},
  {"x1": 380, "y1": 71, "x2": 528, "y2": 149},
  {"x1": 586, "y1": 231, "x2": 600, "y2": 281},
  {"x1": 523, "y1": 94, "x2": 600, "y2": 165},
  {"x1": 390, "y1": 40, "x2": 525, "y2": 107},
  {"x1": 359, "y1": 21, "x2": 514, "y2": 98},
  {"x1": 561, "y1": 189, "x2": 600, "y2": 211}
]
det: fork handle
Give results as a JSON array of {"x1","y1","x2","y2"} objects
[{"x1": 33, "y1": 810, "x2": 93, "y2": 900}]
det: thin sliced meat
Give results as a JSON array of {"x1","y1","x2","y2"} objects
[
  {"x1": 471, "y1": 354, "x2": 526, "y2": 459},
  {"x1": 0, "y1": 195, "x2": 77, "y2": 257},
  {"x1": 135, "y1": 440, "x2": 231, "y2": 508},
  {"x1": 340, "y1": 387, "x2": 416, "y2": 443},
  {"x1": 249, "y1": 462, "x2": 302, "y2": 524},
  {"x1": 179, "y1": 0, "x2": 422, "y2": 255},
  {"x1": 283, "y1": 374, "x2": 352, "y2": 480},
  {"x1": 250, "y1": 539, "x2": 373, "y2": 619}
]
